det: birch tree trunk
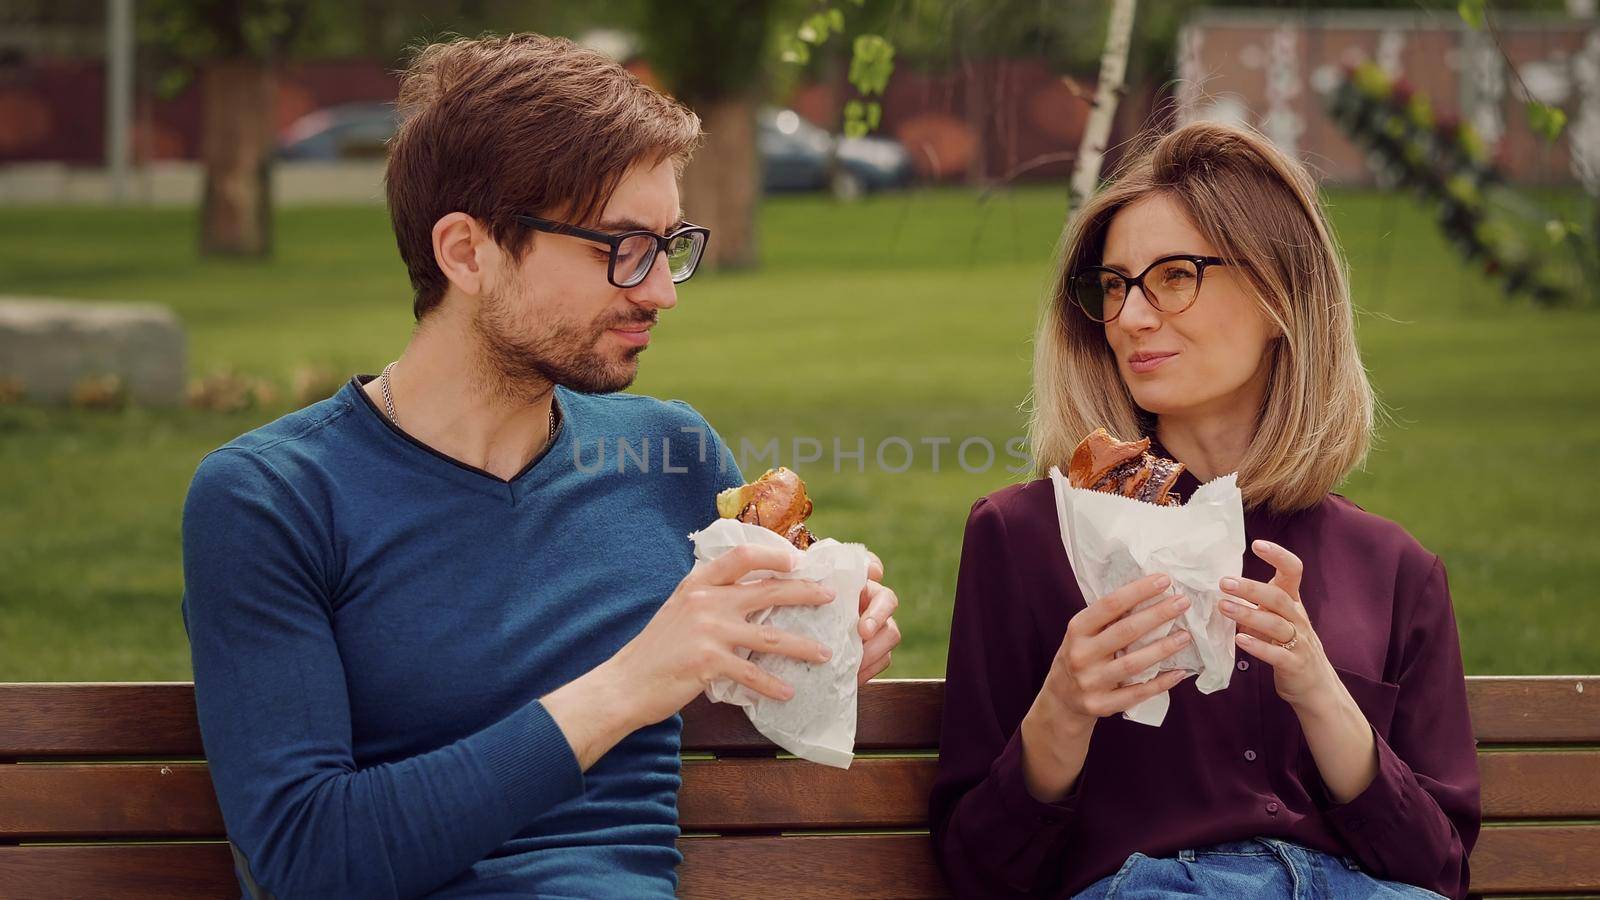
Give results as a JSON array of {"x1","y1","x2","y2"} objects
[{"x1": 1069, "y1": 0, "x2": 1139, "y2": 208}]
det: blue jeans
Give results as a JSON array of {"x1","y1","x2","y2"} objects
[{"x1": 1073, "y1": 838, "x2": 1447, "y2": 900}]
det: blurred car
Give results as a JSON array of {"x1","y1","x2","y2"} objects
[
  {"x1": 760, "y1": 107, "x2": 913, "y2": 199},
  {"x1": 279, "y1": 102, "x2": 914, "y2": 200},
  {"x1": 278, "y1": 103, "x2": 399, "y2": 161}
]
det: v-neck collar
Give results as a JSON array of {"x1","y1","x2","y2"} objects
[{"x1": 344, "y1": 375, "x2": 570, "y2": 504}]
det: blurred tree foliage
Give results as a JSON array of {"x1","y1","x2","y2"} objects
[{"x1": 777, "y1": 0, "x2": 1571, "y2": 91}]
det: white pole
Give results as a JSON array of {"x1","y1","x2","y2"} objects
[
  {"x1": 106, "y1": 0, "x2": 133, "y2": 203},
  {"x1": 1070, "y1": 0, "x2": 1138, "y2": 210}
]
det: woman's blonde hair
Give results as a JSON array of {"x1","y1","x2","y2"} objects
[{"x1": 1028, "y1": 120, "x2": 1374, "y2": 513}]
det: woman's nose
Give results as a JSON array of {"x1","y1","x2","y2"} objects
[{"x1": 1114, "y1": 284, "x2": 1162, "y2": 332}]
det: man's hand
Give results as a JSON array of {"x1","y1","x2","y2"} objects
[
  {"x1": 543, "y1": 544, "x2": 835, "y2": 770},
  {"x1": 857, "y1": 551, "x2": 901, "y2": 685}
]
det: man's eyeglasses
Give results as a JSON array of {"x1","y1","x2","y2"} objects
[
  {"x1": 514, "y1": 215, "x2": 711, "y2": 289},
  {"x1": 1069, "y1": 254, "x2": 1232, "y2": 324}
]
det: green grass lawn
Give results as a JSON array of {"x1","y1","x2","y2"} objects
[{"x1": 1, "y1": 186, "x2": 1597, "y2": 681}]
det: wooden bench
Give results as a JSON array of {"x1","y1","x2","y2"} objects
[{"x1": 2, "y1": 677, "x2": 1597, "y2": 898}]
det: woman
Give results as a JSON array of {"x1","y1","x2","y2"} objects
[{"x1": 929, "y1": 121, "x2": 1480, "y2": 899}]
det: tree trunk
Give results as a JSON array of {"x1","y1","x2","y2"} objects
[
  {"x1": 1070, "y1": 0, "x2": 1139, "y2": 209},
  {"x1": 680, "y1": 94, "x2": 760, "y2": 271},
  {"x1": 199, "y1": 60, "x2": 275, "y2": 257}
]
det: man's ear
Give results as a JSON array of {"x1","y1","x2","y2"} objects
[{"x1": 431, "y1": 212, "x2": 496, "y2": 298}]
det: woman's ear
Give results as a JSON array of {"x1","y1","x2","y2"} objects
[{"x1": 431, "y1": 212, "x2": 492, "y2": 298}]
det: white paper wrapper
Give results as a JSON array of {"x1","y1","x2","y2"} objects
[
  {"x1": 1048, "y1": 466, "x2": 1246, "y2": 727},
  {"x1": 689, "y1": 517, "x2": 869, "y2": 768}
]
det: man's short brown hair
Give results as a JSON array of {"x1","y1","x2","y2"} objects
[{"x1": 386, "y1": 34, "x2": 702, "y2": 319}]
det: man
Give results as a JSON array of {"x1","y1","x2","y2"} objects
[{"x1": 181, "y1": 33, "x2": 900, "y2": 899}]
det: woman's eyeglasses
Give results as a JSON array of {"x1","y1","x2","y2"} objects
[
  {"x1": 1070, "y1": 254, "x2": 1231, "y2": 324},
  {"x1": 514, "y1": 215, "x2": 711, "y2": 289}
]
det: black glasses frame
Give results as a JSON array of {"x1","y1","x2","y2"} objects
[
  {"x1": 1070, "y1": 254, "x2": 1232, "y2": 323},
  {"x1": 514, "y1": 214, "x2": 711, "y2": 289}
]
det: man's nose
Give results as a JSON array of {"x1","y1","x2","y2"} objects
[{"x1": 627, "y1": 251, "x2": 678, "y2": 310}]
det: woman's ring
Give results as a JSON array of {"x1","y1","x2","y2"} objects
[{"x1": 1280, "y1": 626, "x2": 1300, "y2": 651}]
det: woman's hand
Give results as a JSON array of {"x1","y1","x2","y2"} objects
[
  {"x1": 1044, "y1": 573, "x2": 1195, "y2": 723},
  {"x1": 1219, "y1": 539, "x2": 1378, "y2": 802},
  {"x1": 1217, "y1": 539, "x2": 1346, "y2": 710},
  {"x1": 1019, "y1": 573, "x2": 1194, "y2": 801}
]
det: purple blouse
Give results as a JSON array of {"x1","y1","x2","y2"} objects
[{"x1": 929, "y1": 470, "x2": 1481, "y2": 899}]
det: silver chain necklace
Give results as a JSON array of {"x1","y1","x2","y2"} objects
[{"x1": 378, "y1": 361, "x2": 557, "y2": 443}]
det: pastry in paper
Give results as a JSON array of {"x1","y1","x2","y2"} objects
[
  {"x1": 716, "y1": 466, "x2": 817, "y2": 549},
  {"x1": 1068, "y1": 427, "x2": 1185, "y2": 506},
  {"x1": 1049, "y1": 429, "x2": 1245, "y2": 727},
  {"x1": 692, "y1": 469, "x2": 867, "y2": 768}
]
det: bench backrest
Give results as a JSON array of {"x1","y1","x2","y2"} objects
[{"x1": 2, "y1": 677, "x2": 1597, "y2": 898}]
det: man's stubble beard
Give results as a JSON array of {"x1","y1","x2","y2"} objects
[{"x1": 471, "y1": 279, "x2": 651, "y2": 401}]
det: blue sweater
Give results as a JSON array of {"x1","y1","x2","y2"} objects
[{"x1": 181, "y1": 377, "x2": 743, "y2": 899}]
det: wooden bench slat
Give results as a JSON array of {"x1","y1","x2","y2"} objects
[
  {"x1": 1471, "y1": 824, "x2": 1600, "y2": 894},
  {"x1": 0, "y1": 826, "x2": 1593, "y2": 897},
  {"x1": 4, "y1": 677, "x2": 1596, "y2": 758},
  {"x1": 680, "y1": 757, "x2": 936, "y2": 831},
  {"x1": 680, "y1": 679, "x2": 945, "y2": 753},
  {"x1": 1479, "y1": 751, "x2": 1600, "y2": 819},
  {"x1": 0, "y1": 683, "x2": 203, "y2": 758},
  {"x1": 678, "y1": 833, "x2": 948, "y2": 899},
  {"x1": 8, "y1": 751, "x2": 1595, "y2": 840},
  {"x1": 0, "y1": 759, "x2": 941, "y2": 839},
  {"x1": 10, "y1": 750, "x2": 1593, "y2": 840},
  {"x1": 1467, "y1": 677, "x2": 1600, "y2": 744},
  {"x1": 688, "y1": 677, "x2": 1600, "y2": 750},
  {"x1": 0, "y1": 764, "x2": 225, "y2": 839},
  {"x1": 0, "y1": 843, "x2": 237, "y2": 900},
  {"x1": 682, "y1": 750, "x2": 1600, "y2": 829},
  {"x1": 680, "y1": 826, "x2": 1600, "y2": 898}
]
